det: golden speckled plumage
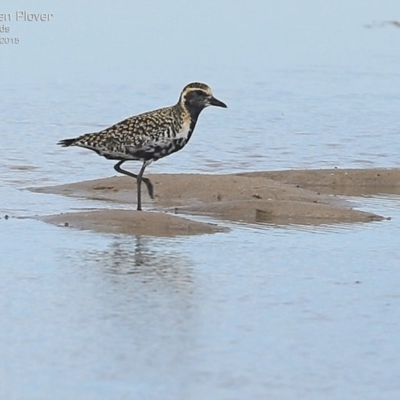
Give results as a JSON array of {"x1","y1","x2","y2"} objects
[
  {"x1": 67, "y1": 105, "x2": 188, "y2": 161},
  {"x1": 58, "y1": 82, "x2": 227, "y2": 210}
]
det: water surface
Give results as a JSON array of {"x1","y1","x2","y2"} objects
[{"x1": 1, "y1": 1, "x2": 400, "y2": 399}]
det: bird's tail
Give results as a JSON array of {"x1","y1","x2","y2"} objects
[{"x1": 57, "y1": 138, "x2": 77, "y2": 147}]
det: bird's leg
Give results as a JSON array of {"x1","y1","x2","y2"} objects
[
  {"x1": 114, "y1": 161, "x2": 154, "y2": 206},
  {"x1": 136, "y1": 161, "x2": 150, "y2": 211}
]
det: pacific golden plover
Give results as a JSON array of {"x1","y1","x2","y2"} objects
[{"x1": 58, "y1": 82, "x2": 227, "y2": 211}]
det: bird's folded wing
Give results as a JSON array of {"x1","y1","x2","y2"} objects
[{"x1": 124, "y1": 135, "x2": 172, "y2": 155}]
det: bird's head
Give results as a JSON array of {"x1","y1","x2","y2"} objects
[{"x1": 178, "y1": 82, "x2": 227, "y2": 116}]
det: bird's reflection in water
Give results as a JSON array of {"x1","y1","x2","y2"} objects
[{"x1": 84, "y1": 235, "x2": 194, "y2": 292}]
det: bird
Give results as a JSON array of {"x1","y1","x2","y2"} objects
[{"x1": 58, "y1": 82, "x2": 227, "y2": 211}]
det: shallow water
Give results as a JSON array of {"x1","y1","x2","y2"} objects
[{"x1": 2, "y1": 1, "x2": 400, "y2": 399}]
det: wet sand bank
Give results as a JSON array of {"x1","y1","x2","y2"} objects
[{"x1": 32, "y1": 168, "x2": 400, "y2": 236}]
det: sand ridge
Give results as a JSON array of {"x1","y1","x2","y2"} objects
[{"x1": 31, "y1": 168, "x2": 399, "y2": 236}]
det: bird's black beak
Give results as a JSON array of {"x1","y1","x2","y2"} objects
[{"x1": 209, "y1": 96, "x2": 227, "y2": 108}]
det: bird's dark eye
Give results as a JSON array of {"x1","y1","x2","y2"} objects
[{"x1": 195, "y1": 90, "x2": 206, "y2": 96}]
